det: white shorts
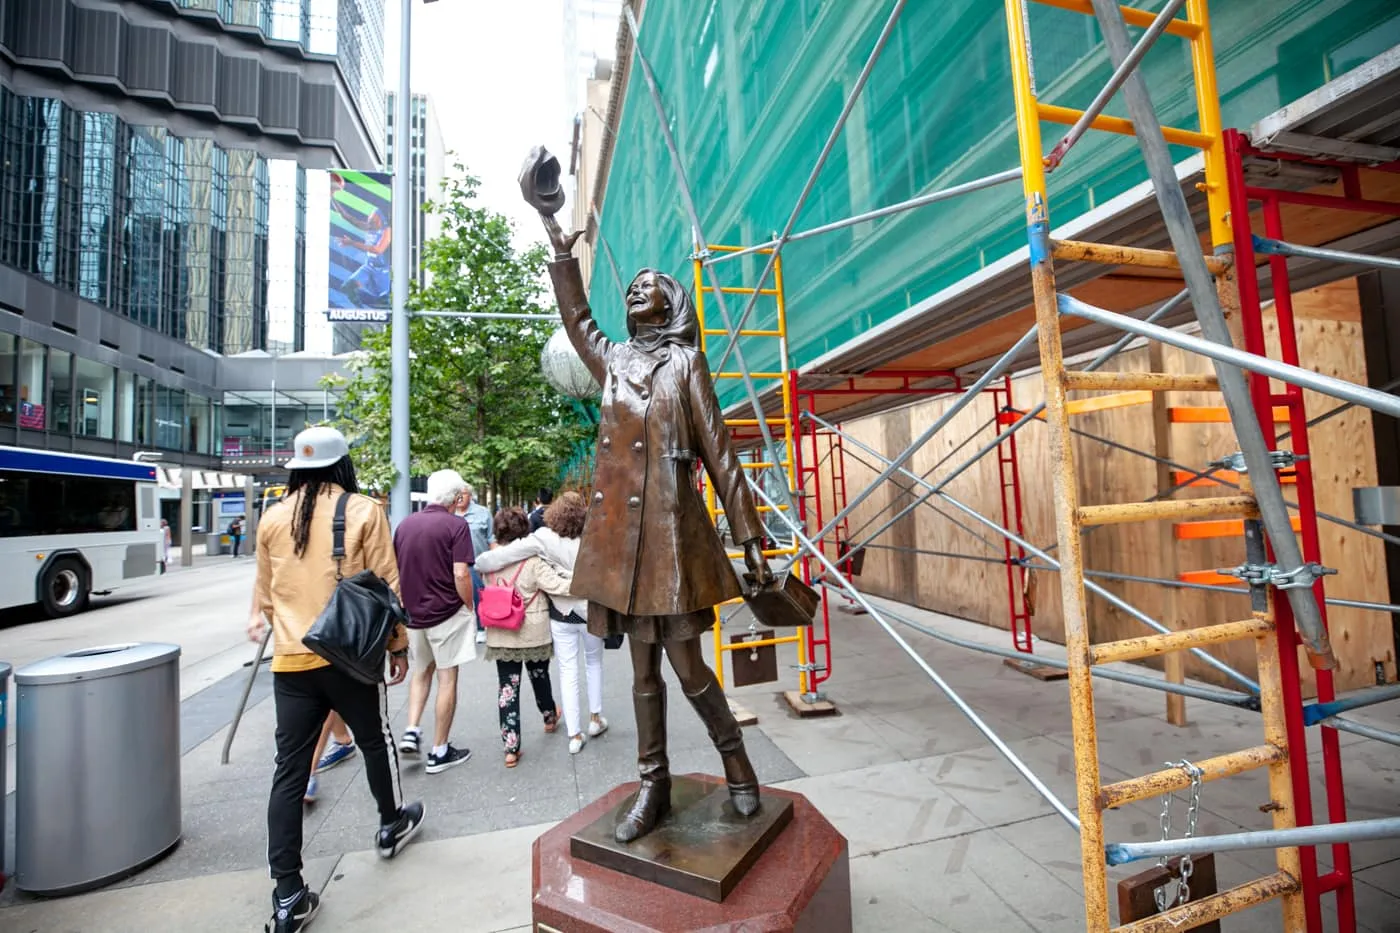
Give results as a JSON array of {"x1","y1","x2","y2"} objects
[{"x1": 407, "y1": 606, "x2": 478, "y2": 670}]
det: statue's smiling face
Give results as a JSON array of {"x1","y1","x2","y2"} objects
[{"x1": 627, "y1": 272, "x2": 668, "y2": 327}]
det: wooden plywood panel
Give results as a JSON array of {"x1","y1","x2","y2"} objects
[{"x1": 814, "y1": 277, "x2": 1393, "y2": 695}]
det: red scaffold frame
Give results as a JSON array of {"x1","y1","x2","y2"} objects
[
  {"x1": 1220, "y1": 127, "x2": 1400, "y2": 933},
  {"x1": 790, "y1": 367, "x2": 1034, "y2": 696}
]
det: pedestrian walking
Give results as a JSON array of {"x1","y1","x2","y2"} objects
[
  {"x1": 528, "y1": 487, "x2": 552, "y2": 532},
  {"x1": 482, "y1": 507, "x2": 570, "y2": 767},
  {"x1": 475, "y1": 492, "x2": 604, "y2": 755},
  {"x1": 460, "y1": 482, "x2": 494, "y2": 643},
  {"x1": 159, "y1": 519, "x2": 171, "y2": 574},
  {"x1": 303, "y1": 713, "x2": 356, "y2": 804},
  {"x1": 249, "y1": 426, "x2": 424, "y2": 933},
  {"x1": 394, "y1": 469, "x2": 477, "y2": 774},
  {"x1": 230, "y1": 515, "x2": 245, "y2": 558}
]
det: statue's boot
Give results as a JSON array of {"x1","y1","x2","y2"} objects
[
  {"x1": 686, "y1": 679, "x2": 760, "y2": 817},
  {"x1": 615, "y1": 688, "x2": 671, "y2": 843}
]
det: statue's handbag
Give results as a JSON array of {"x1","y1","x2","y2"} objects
[{"x1": 741, "y1": 570, "x2": 820, "y2": 628}]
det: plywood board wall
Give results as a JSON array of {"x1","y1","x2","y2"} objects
[{"x1": 816, "y1": 278, "x2": 1396, "y2": 696}]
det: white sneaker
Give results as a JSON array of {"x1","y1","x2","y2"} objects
[
  {"x1": 587, "y1": 716, "x2": 608, "y2": 738},
  {"x1": 569, "y1": 735, "x2": 585, "y2": 755}
]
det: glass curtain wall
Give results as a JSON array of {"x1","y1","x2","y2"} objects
[{"x1": 0, "y1": 89, "x2": 270, "y2": 354}]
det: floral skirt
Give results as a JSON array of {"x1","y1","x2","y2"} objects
[{"x1": 586, "y1": 604, "x2": 715, "y2": 644}]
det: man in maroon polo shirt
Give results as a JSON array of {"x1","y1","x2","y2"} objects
[{"x1": 393, "y1": 469, "x2": 477, "y2": 774}]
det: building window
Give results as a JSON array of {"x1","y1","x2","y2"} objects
[
  {"x1": 17, "y1": 338, "x2": 45, "y2": 429},
  {"x1": 0, "y1": 333, "x2": 14, "y2": 427},
  {"x1": 74, "y1": 356, "x2": 116, "y2": 439},
  {"x1": 48, "y1": 347, "x2": 72, "y2": 433},
  {"x1": 135, "y1": 375, "x2": 155, "y2": 447},
  {"x1": 116, "y1": 371, "x2": 135, "y2": 443},
  {"x1": 79, "y1": 112, "x2": 120, "y2": 305},
  {"x1": 155, "y1": 384, "x2": 186, "y2": 451},
  {"x1": 188, "y1": 393, "x2": 212, "y2": 454}
]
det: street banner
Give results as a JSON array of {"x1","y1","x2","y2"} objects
[{"x1": 327, "y1": 170, "x2": 393, "y2": 323}]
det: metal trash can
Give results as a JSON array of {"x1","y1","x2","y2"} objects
[
  {"x1": 205, "y1": 532, "x2": 223, "y2": 556},
  {"x1": 15, "y1": 643, "x2": 181, "y2": 894}
]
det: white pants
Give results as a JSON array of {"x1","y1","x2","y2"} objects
[{"x1": 551, "y1": 620, "x2": 604, "y2": 738}]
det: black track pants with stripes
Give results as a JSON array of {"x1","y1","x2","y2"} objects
[{"x1": 267, "y1": 666, "x2": 403, "y2": 884}]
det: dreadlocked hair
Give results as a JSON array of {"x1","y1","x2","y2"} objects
[{"x1": 286, "y1": 455, "x2": 360, "y2": 557}]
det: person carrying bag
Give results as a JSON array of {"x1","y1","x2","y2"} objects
[{"x1": 247, "y1": 427, "x2": 425, "y2": 933}]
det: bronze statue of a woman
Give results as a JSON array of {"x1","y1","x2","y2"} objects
[{"x1": 521, "y1": 147, "x2": 775, "y2": 843}]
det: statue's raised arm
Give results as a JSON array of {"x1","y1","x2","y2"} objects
[{"x1": 520, "y1": 147, "x2": 607, "y2": 383}]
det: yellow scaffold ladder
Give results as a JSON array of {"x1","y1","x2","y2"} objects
[
  {"x1": 1005, "y1": 1, "x2": 1304, "y2": 930},
  {"x1": 692, "y1": 244, "x2": 808, "y2": 695}
]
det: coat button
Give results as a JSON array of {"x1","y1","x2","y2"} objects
[
  {"x1": 601, "y1": 437, "x2": 611, "y2": 448},
  {"x1": 628, "y1": 496, "x2": 640, "y2": 508},
  {"x1": 594, "y1": 491, "x2": 603, "y2": 502},
  {"x1": 632, "y1": 441, "x2": 643, "y2": 452},
  {"x1": 640, "y1": 390, "x2": 650, "y2": 400}
]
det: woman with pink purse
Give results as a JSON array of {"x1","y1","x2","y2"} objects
[{"x1": 480, "y1": 507, "x2": 571, "y2": 767}]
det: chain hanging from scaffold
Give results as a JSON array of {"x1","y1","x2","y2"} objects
[{"x1": 1153, "y1": 759, "x2": 1205, "y2": 915}]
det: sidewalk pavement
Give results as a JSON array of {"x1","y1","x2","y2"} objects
[{"x1": 1, "y1": 596, "x2": 1395, "y2": 932}]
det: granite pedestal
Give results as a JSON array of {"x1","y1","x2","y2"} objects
[{"x1": 533, "y1": 774, "x2": 851, "y2": 932}]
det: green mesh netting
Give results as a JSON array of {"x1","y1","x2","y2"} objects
[{"x1": 591, "y1": 1, "x2": 1400, "y2": 408}]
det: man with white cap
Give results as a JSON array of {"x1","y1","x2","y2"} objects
[
  {"x1": 393, "y1": 468, "x2": 477, "y2": 773},
  {"x1": 250, "y1": 426, "x2": 425, "y2": 933}
]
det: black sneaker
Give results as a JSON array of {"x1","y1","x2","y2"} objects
[
  {"x1": 424, "y1": 744, "x2": 472, "y2": 775},
  {"x1": 265, "y1": 887, "x2": 319, "y2": 933},
  {"x1": 376, "y1": 801, "x2": 425, "y2": 859},
  {"x1": 398, "y1": 730, "x2": 422, "y2": 756}
]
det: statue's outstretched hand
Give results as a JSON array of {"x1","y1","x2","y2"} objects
[
  {"x1": 744, "y1": 539, "x2": 774, "y2": 588},
  {"x1": 541, "y1": 214, "x2": 583, "y2": 258}
]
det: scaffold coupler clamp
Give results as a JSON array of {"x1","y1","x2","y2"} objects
[
  {"x1": 1221, "y1": 561, "x2": 1336, "y2": 590},
  {"x1": 689, "y1": 245, "x2": 713, "y2": 262},
  {"x1": 1209, "y1": 449, "x2": 1302, "y2": 474}
]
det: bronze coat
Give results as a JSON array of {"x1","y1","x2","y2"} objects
[{"x1": 549, "y1": 257, "x2": 764, "y2": 616}]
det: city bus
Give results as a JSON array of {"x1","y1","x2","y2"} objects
[{"x1": 0, "y1": 446, "x2": 163, "y2": 617}]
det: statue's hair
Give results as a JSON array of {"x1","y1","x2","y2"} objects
[{"x1": 626, "y1": 269, "x2": 698, "y2": 348}]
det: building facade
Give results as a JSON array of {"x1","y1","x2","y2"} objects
[{"x1": 0, "y1": 0, "x2": 384, "y2": 466}]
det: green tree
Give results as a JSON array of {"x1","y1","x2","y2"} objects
[{"x1": 328, "y1": 167, "x2": 593, "y2": 504}]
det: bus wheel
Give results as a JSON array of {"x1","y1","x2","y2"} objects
[{"x1": 41, "y1": 558, "x2": 90, "y2": 618}]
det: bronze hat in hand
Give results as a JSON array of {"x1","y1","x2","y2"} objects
[{"x1": 519, "y1": 146, "x2": 565, "y2": 216}]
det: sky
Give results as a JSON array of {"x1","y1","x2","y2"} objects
[
  {"x1": 385, "y1": 0, "x2": 576, "y2": 248},
  {"x1": 297, "y1": 0, "x2": 623, "y2": 354}
]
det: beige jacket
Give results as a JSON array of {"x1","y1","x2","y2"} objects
[
  {"x1": 256, "y1": 486, "x2": 408, "y2": 664},
  {"x1": 483, "y1": 555, "x2": 572, "y2": 652}
]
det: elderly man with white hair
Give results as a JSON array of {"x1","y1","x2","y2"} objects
[{"x1": 393, "y1": 468, "x2": 478, "y2": 773}]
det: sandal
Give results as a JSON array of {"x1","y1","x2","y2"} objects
[
  {"x1": 543, "y1": 708, "x2": 561, "y2": 734},
  {"x1": 505, "y1": 750, "x2": 521, "y2": 768}
]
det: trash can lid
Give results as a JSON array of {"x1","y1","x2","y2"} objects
[{"x1": 15, "y1": 643, "x2": 181, "y2": 685}]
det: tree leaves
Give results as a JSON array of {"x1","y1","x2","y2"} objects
[{"x1": 327, "y1": 166, "x2": 594, "y2": 502}]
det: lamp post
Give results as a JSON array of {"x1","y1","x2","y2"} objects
[{"x1": 387, "y1": 0, "x2": 421, "y2": 526}]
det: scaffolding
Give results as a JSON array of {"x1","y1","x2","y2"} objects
[
  {"x1": 604, "y1": 1, "x2": 1400, "y2": 930},
  {"x1": 692, "y1": 244, "x2": 810, "y2": 698}
]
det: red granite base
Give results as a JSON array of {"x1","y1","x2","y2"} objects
[{"x1": 533, "y1": 774, "x2": 851, "y2": 933}]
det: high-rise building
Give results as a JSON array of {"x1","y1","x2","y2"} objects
[{"x1": 0, "y1": 1, "x2": 385, "y2": 467}]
